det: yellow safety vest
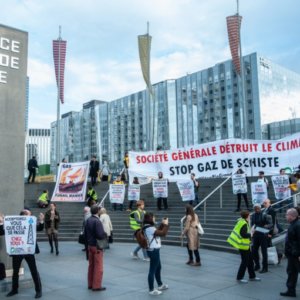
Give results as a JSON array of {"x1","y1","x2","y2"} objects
[
  {"x1": 227, "y1": 219, "x2": 251, "y2": 250},
  {"x1": 38, "y1": 193, "x2": 48, "y2": 203},
  {"x1": 88, "y1": 189, "x2": 97, "y2": 200},
  {"x1": 130, "y1": 210, "x2": 146, "y2": 230},
  {"x1": 113, "y1": 181, "x2": 124, "y2": 185}
]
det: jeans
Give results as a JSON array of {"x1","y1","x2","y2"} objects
[
  {"x1": 133, "y1": 244, "x2": 149, "y2": 258},
  {"x1": 277, "y1": 198, "x2": 293, "y2": 212},
  {"x1": 252, "y1": 234, "x2": 268, "y2": 270},
  {"x1": 237, "y1": 248, "x2": 256, "y2": 280},
  {"x1": 186, "y1": 243, "x2": 200, "y2": 262},
  {"x1": 189, "y1": 194, "x2": 200, "y2": 210},
  {"x1": 147, "y1": 249, "x2": 163, "y2": 292},
  {"x1": 113, "y1": 203, "x2": 123, "y2": 210}
]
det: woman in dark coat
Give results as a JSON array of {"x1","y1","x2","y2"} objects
[{"x1": 45, "y1": 203, "x2": 60, "y2": 255}]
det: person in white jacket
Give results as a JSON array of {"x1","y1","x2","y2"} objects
[{"x1": 100, "y1": 208, "x2": 113, "y2": 247}]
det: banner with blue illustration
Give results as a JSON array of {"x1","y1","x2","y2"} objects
[
  {"x1": 232, "y1": 174, "x2": 247, "y2": 194},
  {"x1": 4, "y1": 216, "x2": 37, "y2": 255}
]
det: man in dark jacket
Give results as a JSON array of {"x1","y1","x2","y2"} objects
[
  {"x1": 251, "y1": 204, "x2": 273, "y2": 273},
  {"x1": 27, "y1": 156, "x2": 39, "y2": 183},
  {"x1": 280, "y1": 208, "x2": 300, "y2": 297},
  {"x1": 89, "y1": 156, "x2": 99, "y2": 187},
  {"x1": 84, "y1": 205, "x2": 107, "y2": 291},
  {"x1": 0, "y1": 210, "x2": 44, "y2": 298}
]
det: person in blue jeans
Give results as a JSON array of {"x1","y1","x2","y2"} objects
[
  {"x1": 144, "y1": 212, "x2": 169, "y2": 296},
  {"x1": 189, "y1": 173, "x2": 200, "y2": 210}
]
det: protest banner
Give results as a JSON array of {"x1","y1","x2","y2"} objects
[
  {"x1": 110, "y1": 184, "x2": 126, "y2": 204},
  {"x1": 51, "y1": 161, "x2": 90, "y2": 202},
  {"x1": 152, "y1": 179, "x2": 168, "y2": 198},
  {"x1": 128, "y1": 184, "x2": 140, "y2": 201},
  {"x1": 128, "y1": 133, "x2": 300, "y2": 181},
  {"x1": 251, "y1": 182, "x2": 268, "y2": 205},
  {"x1": 271, "y1": 175, "x2": 291, "y2": 200},
  {"x1": 232, "y1": 174, "x2": 247, "y2": 194},
  {"x1": 4, "y1": 216, "x2": 37, "y2": 255},
  {"x1": 176, "y1": 180, "x2": 195, "y2": 201}
]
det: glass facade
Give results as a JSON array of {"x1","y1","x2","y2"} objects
[{"x1": 50, "y1": 53, "x2": 300, "y2": 174}]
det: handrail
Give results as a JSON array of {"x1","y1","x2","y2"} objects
[
  {"x1": 180, "y1": 159, "x2": 251, "y2": 247},
  {"x1": 99, "y1": 190, "x2": 109, "y2": 207}
]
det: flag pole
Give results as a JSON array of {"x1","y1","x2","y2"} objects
[
  {"x1": 237, "y1": 0, "x2": 247, "y2": 139},
  {"x1": 147, "y1": 22, "x2": 152, "y2": 150},
  {"x1": 56, "y1": 26, "x2": 61, "y2": 175}
]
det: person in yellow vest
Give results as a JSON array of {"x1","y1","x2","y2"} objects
[
  {"x1": 86, "y1": 186, "x2": 97, "y2": 207},
  {"x1": 227, "y1": 210, "x2": 261, "y2": 283},
  {"x1": 111, "y1": 174, "x2": 127, "y2": 211},
  {"x1": 130, "y1": 200, "x2": 149, "y2": 261},
  {"x1": 37, "y1": 190, "x2": 49, "y2": 208}
]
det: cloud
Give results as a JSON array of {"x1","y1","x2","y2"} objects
[{"x1": 28, "y1": 107, "x2": 56, "y2": 128}]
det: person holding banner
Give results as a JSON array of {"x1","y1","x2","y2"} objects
[
  {"x1": 126, "y1": 177, "x2": 141, "y2": 212},
  {"x1": 189, "y1": 173, "x2": 200, "y2": 211},
  {"x1": 257, "y1": 171, "x2": 269, "y2": 190},
  {"x1": 294, "y1": 172, "x2": 300, "y2": 204},
  {"x1": 111, "y1": 174, "x2": 127, "y2": 211},
  {"x1": 180, "y1": 205, "x2": 201, "y2": 266},
  {"x1": 155, "y1": 172, "x2": 169, "y2": 211},
  {"x1": 276, "y1": 169, "x2": 293, "y2": 213},
  {"x1": 234, "y1": 169, "x2": 249, "y2": 212},
  {"x1": 0, "y1": 210, "x2": 44, "y2": 298},
  {"x1": 45, "y1": 203, "x2": 60, "y2": 255}
]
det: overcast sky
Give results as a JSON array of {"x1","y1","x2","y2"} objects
[{"x1": 1, "y1": 0, "x2": 299, "y2": 128}]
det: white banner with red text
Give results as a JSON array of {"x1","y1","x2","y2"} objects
[
  {"x1": 128, "y1": 184, "x2": 140, "y2": 201},
  {"x1": 128, "y1": 133, "x2": 300, "y2": 182},
  {"x1": 152, "y1": 179, "x2": 168, "y2": 198},
  {"x1": 176, "y1": 180, "x2": 195, "y2": 201},
  {"x1": 232, "y1": 174, "x2": 247, "y2": 194},
  {"x1": 271, "y1": 175, "x2": 291, "y2": 200},
  {"x1": 251, "y1": 182, "x2": 268, "y2": 205},
  {"x1": 110, "y1": 184, "x2": 126, "y2": 204}
]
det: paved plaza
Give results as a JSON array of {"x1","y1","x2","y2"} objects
[{"x1": 0, "y1": 242, "x2": 297, "y2": 300}]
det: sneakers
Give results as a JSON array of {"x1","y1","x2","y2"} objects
[
  {"x1": 143, "y1": 258, "x2": 150, "y2": 262},
  {"x1": 236, "y1": 279, "x2": 248, "y2": 284},
  {"x1": 131, "y1": 252, "x2": 139, "y2": 259},
  {"x1": 158, "y1": 284, "x2": 168, "y2": 291},
  {"x1": 249, "y1": 277, "x2": 261, "y2": 281},
  {"x1": 149, "y1": 290, "x2": 162, "y2": 296}
]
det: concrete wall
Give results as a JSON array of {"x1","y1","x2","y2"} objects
[{"x1": 0, "y1": 24, "x2": 28, "y2": 271}]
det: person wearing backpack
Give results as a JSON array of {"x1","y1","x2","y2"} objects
[
  {"x1": 130, "y1": 200, "x2": 150, "y2": 261},
  {"x1": 143, "y1": 212, "x2": 169, "y2": 296},
  {"x1": 257, "y1": 171, "x2": 269, "y2": 190}
]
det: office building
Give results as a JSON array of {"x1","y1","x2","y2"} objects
[
  {"x1": 26, "y1": 128, "x2": 51, "y2": 165},
  {"x1": 25, "y1": 76, "x2": 29, "y2": 131},
  {"x1": 50, "y1": 52, "x2": 300, "y2": 173}
]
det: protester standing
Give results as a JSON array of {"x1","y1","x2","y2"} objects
[
  {"x1": 111, "y1": 174, "x2": 126, "y2": 211},
  {"x1": 180, "y1": 205, "x2": 201, "y2": 266},
  {"x1": 45, "y1": 203, "x2": 60, "y2": 255},
  {"x1": 189, "y1": 173, "x2": 200, "y2": 210},
  {"x1": 144, "y1": 213, "x2": 169, "y2": 296},
  {"x1": 90, "y1": 156, "x2": 99, "y2": 187},
  {"x1": 130, "y1": 200, "x2": 149, "y2": 261},
  {"x1": 234, "y1": 169, "x2": 249, "y2": 212},
  {"x1": 100, "y1": 161, "x2": 110, "y2": 182},
  {"x1": 280, "y1": 208, "x2": 300, "y2": 297},
  {"x1": 277, "y1": 168, "x2": 293, "y2": 212},
  {"x1": 156, "y1": 172, "x2": 169, "y2": 211},
  {"x1": 100, "y1": 208, "x2": 113, "y2": 248},
  {"x1": 227, "y1": 210, "x2": 260, "y2": 283},
  {"x1": 126, "y1": 177, "x2": 141, "y2": 212},
  {"x1": 84, "y1": 205, "x2": 107, "y2": 291},
  {"x1": 0, "y1": 210, "x2": 44, "y2": 298},
  {"x1": 257, "y1": 171, "x2": 269, "y2": 190},
  {"x1": 37, "y1": 190, "x2": 49, "y2": 208},
  {"x1": 86, "y1": 186, "x2": 98, "y2": 207},
  {"x1": 27, "y1": 155, "x2": 39, "y2": 183},
  {"x1": 251, "y1": 204, "x2": 273, "y2": 273},
  {"x1": 123, "y1": 151, "x2": 129, "y2": 181}
]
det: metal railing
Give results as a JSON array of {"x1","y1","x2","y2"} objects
[
  {"x1": 99, "y1": 190, "x2": 109, "y2": 207},
  {"x1": 180, "y1": 159, "x2": 250, "y2": 247}
]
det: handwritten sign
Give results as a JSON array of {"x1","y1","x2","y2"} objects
[{"x1": 152, "y1": 179, "x2": 168, "y2": 198}]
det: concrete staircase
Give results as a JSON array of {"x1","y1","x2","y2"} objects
[{"x1": 24, "y1": 176, "x2": 291, "y2": 253}]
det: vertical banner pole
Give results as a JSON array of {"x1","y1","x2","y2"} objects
[
  {"x1": 56, "y1": 26, "x2": 61, "y2": 175},
  {"x1": 147, "y1": 22, "x2": 152, "y2": 150}
]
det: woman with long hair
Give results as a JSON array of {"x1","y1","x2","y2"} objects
[
  {"x1": 100, "y1": 208, "x2": 113, "y2": 248},
  {"x1": 180, "y1": 205, "x2": 201, "y2": 266},
  {"x1": 143, "y1": 212, "x2": 169, "y2": 296},
  {"x1": 234, "y1": 169, "x2": 249, "y2": 212},
  {"x1": 45, "y1": 203, "x2": 60, "y2": 255}
]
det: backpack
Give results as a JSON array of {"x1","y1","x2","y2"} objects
[{"x1": 134, "y1": 226, "x2": 156, "y2": 249}]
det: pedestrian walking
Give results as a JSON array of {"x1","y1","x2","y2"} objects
[
  {"x1": 27, "y1": 155, "x2": 39, "y2": 183},
  {"x1": 227, "y1": 210, "x2": 261, "y2": 283},
  {"x1": 144, "y1": 213, "x2": 169, "y2": 296},
  {"x1": 89, "y1": 156, "x2": 99, "y2": 187},
  {"x1": 130, "y1": 200, "x2": 149, "y2": 261},
  {"x1": 180, "y1": 205, "x2": 201, "y2": 266},
  {"x1": 84, "y1": 205, "x2": 107, "y2": 291},
  {"x1": 45, "y1": 203, "x2": 60, "y2": 255},
  {"x1": 280, "y1": 208, "x2": 300, "y2": 297},
  {"x1": 100, "y1": 208, "x2": 113, "y2": 248}
]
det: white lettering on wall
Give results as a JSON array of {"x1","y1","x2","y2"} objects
[
  {"x1": 11, "y1": 57, "x2": 19, "y2": 69},
  {"x1": 0, "y1": 38, "x2": 9, "y2": 51},
  {"x1": 0, "y1": 54, "x2": 9, "y2": 66},
  {"x1": 0, "y1": 70, "x2": 7, "y2": 83},
  {"x1": 11, "y1": 41, "x2": 20, "y2": 53}
]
